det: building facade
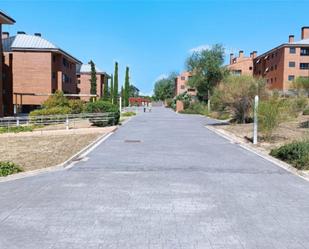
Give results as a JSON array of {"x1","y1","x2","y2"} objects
[
  {"x1": 175, "y1": 71, "x2": 196, "y2": 96},
  {"x1": 253, "y1": 27, "x2": 309, "y2": 91},
  {"x1": 0, "y1": 11, "x2": 15, "y2": 116},
  {"x1": 76, "y1": 64, "x2": 109, "y2": 101},
  {"x1": 2, "y1": 32, "x2": 81, "y2": 113},
  {"x1": 227, "y1": 50, "x2": 256, "y2": 76}
]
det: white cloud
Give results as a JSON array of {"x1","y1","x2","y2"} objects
[{"x1": 189, "y1": 44, "x2": 211, "y2": 53}]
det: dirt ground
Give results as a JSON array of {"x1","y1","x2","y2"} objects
[
  {"x1": 210, "y1": 115, "x2": 309, "y2": 152},
  {"x1": 0, "y1": 127, "x2": 116, "y2": 172}
]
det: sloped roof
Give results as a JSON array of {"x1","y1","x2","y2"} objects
[
  {"x1": 77, "y1": 64, "x2": 104, "y2": 74},
  {"x1": 0, "y1": 10, "x2": 15, "y2": 24},
  {"x1": 2, "y1": 34, "x2": 81, "y2": 64},
  {"x1": 293, "y1": 38, "x2": 309, "y2": 45}
]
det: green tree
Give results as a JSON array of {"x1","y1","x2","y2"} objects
[
  {"x1": 124, "y1": 66, "x2": 130, "y2": 107},
  {"x1": 293, "y1": 77, "x2": 309, "y2": 97},
  {"x1": 110, "y1": 74, "x2": 114, "y2": 103},
  {"x1": 113, "y1": 62, "x2": 119, "y2": 105},
  {"x1": 129, "y1": 85, "x2": 140, "y2": 97},
  {"x1": 89, "y1": 60, "x2": 97, "y2": 96},
  {"x1": 103, "y1": 74, "x2": 109, "y2": 100},
  {"x1": 186, "y1": 44, "x2": 227, "y2": 100},
  {"x1": 153, "y1": 73, "x2": 177, "y2": 101},
  {"x1": 121, "y1": 86, "x2": 125, "y2": 106}
]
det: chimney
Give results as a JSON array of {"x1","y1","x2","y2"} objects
[
  {"x1": 239, "y1": 50, "x2": 244, "y2": 58},
  {"x1": 34, "y1": 33, "x2": 41, "y2": 37},
  {"x1": 17, "y1": 31, "x2": 26, "y2": 35},
  {"x1": 289, "y1": 35, "x2": 294, "y2": 43},
  {"x1": 230, "y1": 53, "x2": 234, "y2": 64},
  {"x1": 251, "y1": 51, "x2": 257, "y2": 59},
  {"x1": 301, "y1": 27, "x2": 309, "y2": 40},
  {"x1": 2, "y1": 32, "x2": 9, "y2": 39}
]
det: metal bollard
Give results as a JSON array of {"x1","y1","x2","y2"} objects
[{"x1": 66, "y1": 115, "x2": 69, "y2": 130}]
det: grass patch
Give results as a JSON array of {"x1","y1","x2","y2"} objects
[
  {"x1": 303, "y1": 108, "x2": 309, "y2": 115},
  {"x1": 121, "y1": 111, "x2": 136, "y2": 117},
  {"x1": 0, "y1": 125, "x2": 35, "y2": 134},
  {"x1": 270, "y1": 140, "x2": 309, "y2": 170},
  {"x1": 0, "y1": 162, "x2": 23, "y2": 177}
]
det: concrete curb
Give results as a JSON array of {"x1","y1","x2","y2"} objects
[
  {"x1": 0, "y1": 126, "x2": 118, "y2": 183},
  {"x1": 206, "y1": 125, "x2": 309, "y2": 182}
]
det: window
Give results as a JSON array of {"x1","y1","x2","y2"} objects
[
  {"x1": 290, "y1": 47, "x2": 296, "y2": 54},
  {"x1": 52, "y1": 55, "x2": 56, "y2": 62},
  {"x1": 271, "y1": 78, "x2": 273, "y2": 83},
  {"x1": 288, "y1": 75, "x2": 295, "y2": 81},
  {"x1": 62, "y1": 58, "x2": 68, "y2": 67},
  {"x1": 180, "y1": 85, "x2": 185, "y2": 89},
  {"x1": 300, "y1": 63, "x2": 309, "y2": 69},
  {"x1": 300, "y1": 48, "x2": 309, "y2": 56},
  {"x1": 270, "y1": 66, "x2": 274, "y2": 71},
  {"x1": 249, "y1": 66, "x2": 253, "y2": 70},
  {"x1": 233, "y1": 70, "x2": 242, "y2": 76},
  {"x1": 52, "y1": 72, "x2": 56, "y2": 80},
  {"x1": 188, "y1": 88, "x2": 195, "y2": 92},
  {"x1": 274, "y1": 65, "x2": 277, "y2": 70},
  {"x1": 62, "y1": 74, "x2": 69, "y2": 83},
  {"x1": 181, "y1": 76, "x2": 186, "y2": 80},
  {"x1": 289, "y1": 61, "x2": 295, "y2": 67}
]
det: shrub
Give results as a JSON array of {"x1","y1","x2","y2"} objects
[
  {"x1": 42, "y1": 91, "x2": 69, "y2": 109},
  {"x1": 85, "y1": 100, "x2": 120, "y2": 126},
  {"x1": 0, "y1": 162, "x2": 23, "y2": 177},
  {"x1": 270, "y1": 140, "x2": 309, "y2": 170},
  {"x1": 122, "y1": 112, "x2": 136, "y2": 117},
  {"x1": 286, "y1": 96, "x2": 308, "y2": 117},
  {"x1": 29, "y1": 106, "x2": 72, "y2": 116},
  {"x1": 212, "y1": 75, "x2": 267, "y2": 123},
  {"x1": 181, "y1": 102, "x2": 209, "y2": 115},
  {"x1": 258, "y1": 97, "x2": 289, "y2": 140},
  {"x1": 176, "y1": 92, "x2": 191, "y2": 109},
  {"x1": 0, "y1": 125, "x2": 34, "y2": 134},
  {"x1": 68, "y1": 99, "x2": 85, "y2": 114},
  {"x1": 165, "y1": 98, "x2": 174, "y2": 108},
  {"x1": 303, "y1": 108, "x2": 309, "y2": 115}
]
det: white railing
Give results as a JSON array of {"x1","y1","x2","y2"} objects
[{"x1": 0, "y1": 112, "x2": 117, "y2": 131}]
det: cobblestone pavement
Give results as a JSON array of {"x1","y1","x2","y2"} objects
[{"x1": 0, "y1": 107, "x2": 309, "y2": 249}]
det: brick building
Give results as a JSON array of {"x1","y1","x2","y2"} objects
[
  {"x1": 253, "y1": 27, "x2": 309, "y2": 91},
  {"x1": 76, "y1": 64, "x2": 109, "y2": 101},
  {"x1": 2, "y1": 32, "x2": 81, "y2": 114},
  {"x1": 227, "y1": 50, "x2": 256, "y2": 76},
  {"x1": 0, "y1": 10, "x2": 15, "y2": 116},
  {"x1": 175, "y1": 71, "x2": 196, "y2": 96}
]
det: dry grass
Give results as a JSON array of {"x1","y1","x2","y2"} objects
[
  {"x1": 0, "y1": 127, "x2": 115, "y2": 172},
  {"x1": 212, "y1": 115, "x2": 309, "y2": 152}
]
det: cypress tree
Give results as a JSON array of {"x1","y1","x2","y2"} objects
[
  {"x1": 89, "y1": 60, "x2": 97, "y2": 96},
  {"x1": 110, "y1": 74, "x2": 114, "y2": 103},
  {"x1": 124, "y1": 66, "x2": 130, "y2": 107},
  {"x1": 121, "y1": 86, "x2": 125, "y2": 106},
  {"x1": 103, "y1": 74, "x2": 109, "y2": 100},
  {"x1": 113, "y1": 62, "x2": 119, "y2": 105}
]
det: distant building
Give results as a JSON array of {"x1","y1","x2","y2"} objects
[
  {"x1": 227, "y1": 50, "x2": 256, "y2": 76},
  {"x1": 2, "y1": 32, "x2": 82, "y2": 114},
  {"x1": 76, "y1": 64, "x2": 109, "y2": 101},
  {"x1": 0, "y1": 10, "x2": 15, "y2": 116},
  {"x1": 175, "y1": 71, "x2": 196, "y2": 96},
  {"x1": 253, "y1": 27, "x2": 309, "y2": 91}
]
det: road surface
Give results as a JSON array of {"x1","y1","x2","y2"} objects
[{"x1": 0, "y1": 107, "x2": 309, "y2": 249}]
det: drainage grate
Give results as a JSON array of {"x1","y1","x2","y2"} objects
[{"x1": 124, "y1": 140, "x2": 142, "y2": 143}]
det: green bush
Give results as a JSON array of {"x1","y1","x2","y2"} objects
[
  {"x1": 165, "y1": 98, "x2": 174, "y2": 108},
  {"x1": 0, "y1": 125, "x2": 34, "y2": 134},
  {"x1": 287, "y1": 96, "x2": 308, "y2": 117},
  {"x1": 258, "y1": 97, "x2": 289, "y2": 140},
  {"x1": 181, "y1": 102, "x2": 209, "y2": 115},
  {"x1": 303, "y1": 107, "x2": 309, "y2": 115},
  {"x1": 270, "y1": 140, "x2": 309, "y2": 170},
  {"x1": 29, "y1": 106, "x2": 72, "y2": 116},
  {"x1": 0, "y1": 162, "x2": 23, "y2": 177},
  {"x1": 42, "y1": 90, "x2": 69, "y2": 109},
  {"x1": 68, "y1": 99, "x2": 85, "y2": 114},
  {"x1": 85, "y1": 100, "x2": 120, "y2": 126},
  {"x1": 122, "y1": 111, "x2": 136, "y2": 117}
]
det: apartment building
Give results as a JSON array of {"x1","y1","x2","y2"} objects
[
  {"x1": 227, "y1": 50, "x2": 256, "y2": 76},
  {"x1": 0, "y1": 10, "x2": 15, "y2": 116},
  {"x1": 2, "y1": 32, "x2": 81, "y2": 114},
  {"x1": 253, "y1": 27, "x2": 309, "y2": 91},
  {"x1": 76, "y1": 64, "x2": 109, "y2": 101},
  {"x1": 175, "y1": 71, "x2": 196, "y2": 96}
]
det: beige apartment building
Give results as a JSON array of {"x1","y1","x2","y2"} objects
[
  {"x1": 2, "y1": 32, "x2": 81, "y2": 114},
  {"x1": 253, "y1": 27, "x2": 309, "y2": 91},
  {"x1": 0, "y1": 10, "x2": 15, "y2": 116},
  {"x1": 76, "y1": 64, "x2": 109, "y2": 101},
  {"x1": 227, "y1": 50, "x2": 256, "y2": 76},
  {"x1": 175, "y1": 71, "x2": 196, "y2": 96}
]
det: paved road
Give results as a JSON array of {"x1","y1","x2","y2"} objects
[{"x1": 0, "y1": 107, "x2": 309, "y2": 249}]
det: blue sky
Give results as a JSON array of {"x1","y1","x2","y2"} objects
[{"x1": 2, "y1": 0, "x2": 309, "y2": 95}]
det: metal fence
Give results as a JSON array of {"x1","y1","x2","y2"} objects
[{"x1": 0, "y1": 112, "x2": 117, "y2": 131}]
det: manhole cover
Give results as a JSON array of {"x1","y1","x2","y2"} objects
[{"x1": 124, "y1": 140, "x2": 142, "y2": 143}]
